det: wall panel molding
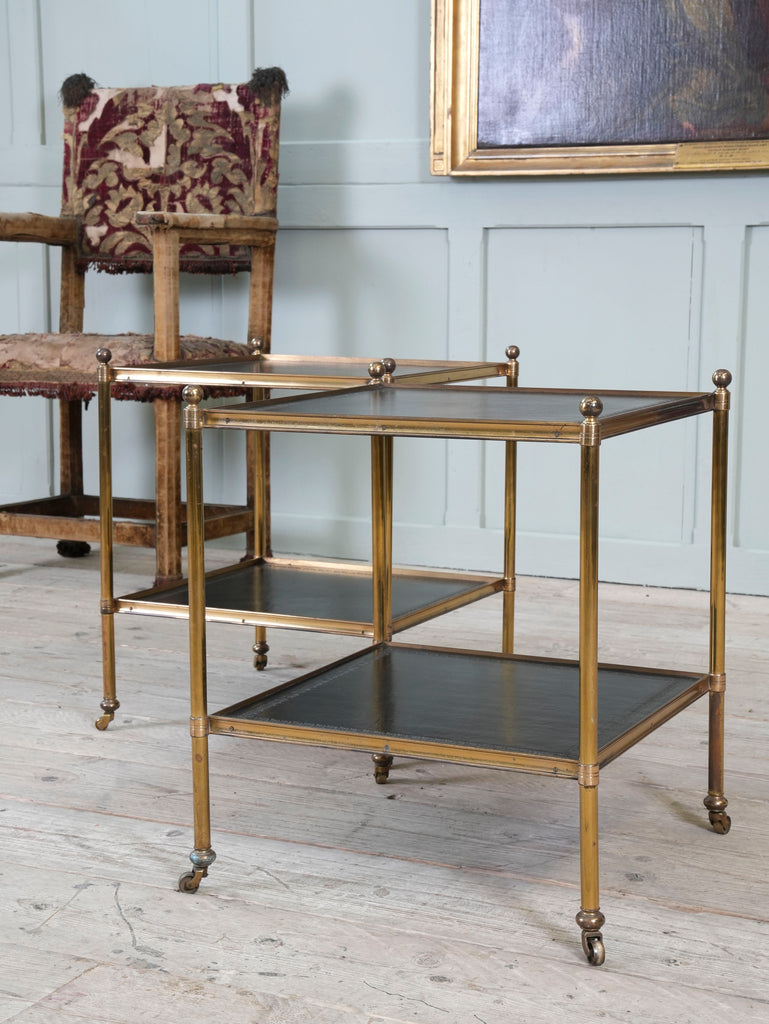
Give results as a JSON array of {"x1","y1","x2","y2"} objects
[{"x1": 0, "y1": 0, "x2": 766, "y2": 593}]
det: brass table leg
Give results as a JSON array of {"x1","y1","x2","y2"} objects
[
  {"x1": 178, "y1": 386, "x2": 216, "y2": 892},
  {"x1": 179, "y1": 727, "x2": 216, "y2": 893},
  {"x1": 57, "y1": 399, "x2": 91, "y2": 558},
  {"x1": 371, "y1": 434, "x2": 393, "y2": 646},
  {"x1": 576, "y1": 790, "x2": 605, "y2": 966},
  {"x1": 96, "y1": 349, "x2": 120, "y2": 730},
  {"x1": 97, "y1": 616, "x2": 119, "y2": 731},
  {"x1": 705, "y1": 370, "x2": 732, "y2": 835},
  {"x1": 502, "y1": 346, "x2": 520, "y2": 654},
  {"x1": 370, "y1": 433, "x2": 394, "y2": 783},
  {"x1": 576, "y1": 397, "x2": 605, "y2": 965},
  {"x1": 252, "y1": 403, "x2": 270, "y2": 671}
]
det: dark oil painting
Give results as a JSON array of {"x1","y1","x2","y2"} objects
[{"x1": 478, "y1": 0, "x2": 769, "y2": 148}]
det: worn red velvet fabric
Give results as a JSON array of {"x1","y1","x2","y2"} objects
[{"x1": 61, "y1": 83, "x2": 282, "y2": 274}]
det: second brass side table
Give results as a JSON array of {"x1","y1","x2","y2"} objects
[{"x1": 96, "y1": 348, "x2": 515, "y2": 728}]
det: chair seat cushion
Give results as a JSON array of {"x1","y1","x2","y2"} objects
[{"x1": 0, "y1": 333, "x2": 252, "y2": 402}]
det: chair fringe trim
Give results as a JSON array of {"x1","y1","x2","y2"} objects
[
  {"x1": 82, "y1": 258, "x2": 249, "y2": 276},
  {"x1": 0, "y1": 381, "x2": 249, "y2": 405}
]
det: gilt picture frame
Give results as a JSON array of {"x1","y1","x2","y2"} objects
[{"x1": 431, "y1": 0, "x2": 769, "y2": 175}]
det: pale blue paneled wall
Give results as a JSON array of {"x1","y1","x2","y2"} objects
[{"x1": 1, "y1": 0, "x2": 767, "y2": 595}]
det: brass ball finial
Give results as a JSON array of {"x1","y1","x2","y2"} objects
[
  {"x1": 96, "y1": 347, "x2": 112, "y2": 364},
  {"x1": 368, "y1": 360, "x2": 385, "y2": 381},
  {"x1": 712, "y1": 368, "x2": 732, "y2": 389},
  {"x1": 249, "y1": 337, "x2": 266, "y2": 355},
  {"x1": 381, "y1": 357, "x2": 396, "y2": 376},
  {"x1": 182, "y1": 384, "x2": 204, "y2": 406},
  {"x1": 506, "y1": 345, "x2": 520, "y2": 361},
  {"x1": 580, "y1": 395, "x2": 603, "y2": 418}
]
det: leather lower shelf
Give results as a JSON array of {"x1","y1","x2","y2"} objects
[
  {"x1": 210, "y1": 642, "x2": 709, "y2": 773},
  {"x1": 117, "y1": 558, "x2": 501, "y2": 634}
]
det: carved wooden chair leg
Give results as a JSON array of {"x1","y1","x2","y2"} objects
[
  {"x1": 57, "y1": 399, "x2": 91, "y2": 557},
  {"x1": 153, "y1": 398, "x2": 183, "y2": 587}
]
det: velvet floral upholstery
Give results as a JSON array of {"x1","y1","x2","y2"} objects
[{"x1": 61, "y1": 77, "x2": 283, "y2": 274}]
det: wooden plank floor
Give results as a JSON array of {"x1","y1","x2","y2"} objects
[{"x1": 1, "y1": 537, "x2": 767, "y2": 1023}]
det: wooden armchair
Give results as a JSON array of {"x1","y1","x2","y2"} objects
[{"x1": 0, "y1": 69, "x2": 288, "y2": 584}]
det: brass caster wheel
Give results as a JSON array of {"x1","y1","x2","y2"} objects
[
  {"x1": 253, "y1": 640, "x2": 269, "y2": 672},
  {"x1": 581, "y1": 932, "x2": 606, "y2": 966},
  {"x1": 709, "y1": 811, "x2": 732, "y2": 835},
  {"x1": 94, "y1": 698, "x2": 119, "y2": 731},
  {"x1": 372, "y1": 753, "x2": 393, "y2": 784},
  {"x1": 178, "y1": 869, "x2": 205, "y2": 893}
]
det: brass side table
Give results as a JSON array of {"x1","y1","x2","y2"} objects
[
  {"x1": 177, "y1": 372, "x2": 732, "y2": 967},
  {"x1": 96, "y1": 348, "x2": 515, "y2": 728}
]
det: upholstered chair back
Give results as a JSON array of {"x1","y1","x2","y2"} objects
[{"x1": 60, "y1": 70, "x2": 286, "y2": 275}]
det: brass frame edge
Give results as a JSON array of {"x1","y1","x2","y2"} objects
[
  {"x1": 209, "y1": 718, "x2": 579, "y2": 776},
  {"x1": 598, "y1": 677, "x2": 709, "y2": 766}
]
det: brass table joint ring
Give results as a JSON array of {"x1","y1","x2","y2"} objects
[
  {"x1": 189, "y1": 716, "x2": 210, "y2": 737},
  {"x1": 709, "y1": 673, "x2": 726, "y2": 692},
  {"x1": 578, "y1": 763, "x2": 600, "y2": 788}
]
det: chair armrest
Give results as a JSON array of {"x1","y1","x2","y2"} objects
[
  {"x1": 0, "y1": 212, "x2": 78, "y2": 246},
  {"x1": 135, "y1": 211, "x2": 278, "y2": 245}
]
